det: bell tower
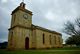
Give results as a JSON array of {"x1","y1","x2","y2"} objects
[
  {"x1": 10, "y1": 2, "x2": 32, "y2": 28},
  {"x1": 20, "y1": 2, "x2": 25, "y2": 8},
  {"x1": 8, "y1": 1, "x2": 33, "y2": 50}
]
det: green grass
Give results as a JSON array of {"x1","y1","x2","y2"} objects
[
  {"x1": 0, "y1": 47, "x2": 80, "y2": 54},
  {"x1": 49, "y1": 47, "x2": 80, "y2": 50}
]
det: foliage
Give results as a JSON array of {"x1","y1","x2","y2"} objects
[
  {"x1": 65, "y1": 35, "x2": 80, "y2": 45},
  {"x1": 0, "y1": 42, "x2": 8, "y2": 49},
  {"x1": 63, "y1": 18, "x2": 80, "y2": 45}
]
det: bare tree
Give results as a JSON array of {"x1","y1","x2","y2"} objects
[
  {"x1": 64, "y1": 18, "x2": 80, "y2": 36},
  {"x1": 63, "y1": 18, "x2": 80, "y2": 45}
]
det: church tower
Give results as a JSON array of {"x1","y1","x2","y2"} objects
[{"x1": 8, "y1": 2, "x2": 33, "y2": 50}]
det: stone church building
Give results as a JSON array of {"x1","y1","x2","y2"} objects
[{"x1": 8, "y1": 2, "x2": 63, "y2": 50}]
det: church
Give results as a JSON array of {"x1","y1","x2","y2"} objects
[{"x1": 8, "y1": 2, "x2": 63, "y2": 50}]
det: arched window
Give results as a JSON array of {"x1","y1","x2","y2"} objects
[
  {"x1": 54, "y1": 36, "x2": 56, "y2": 44},
  {"x1": 43, "y1": 33, "x2": 45, "y2": 44},
  {"x1": 50, "y1": 35, "x2": 51, "y2": 45},
  {"x1": 58, "y1": 36, "x2": 61, "y2": 44}
]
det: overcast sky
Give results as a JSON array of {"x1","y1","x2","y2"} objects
[{"x1": 0, "y1": 0, "x2": 80, "y2": 43}]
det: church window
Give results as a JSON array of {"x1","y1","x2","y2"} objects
[
  {"x1": 43, "y1": 33, "x2": 45, "y2": 44},
  {"x1": 49, "y1": 35, "x2": 51, "y2": 45},
  {"x1": 54, "y1": 36, "x2": 56, "y2": 44},
  {"x1": 58, "y1": 37, "x2": 61, "y2": 44}
]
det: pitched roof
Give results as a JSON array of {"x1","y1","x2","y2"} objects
[{"x1": 32, "y1": 24, "x2": 62, "y2": 35}]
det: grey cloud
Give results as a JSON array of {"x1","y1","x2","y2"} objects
[{"x1": 0, "y1": 0, "x2": 80, "y2": 42}]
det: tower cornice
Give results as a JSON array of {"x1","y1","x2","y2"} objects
[{"x1": 11, "y1": 2, "x2": 33, "y2": 15}]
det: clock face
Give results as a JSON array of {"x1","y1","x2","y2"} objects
[{"x1": 23, "y1": 14, "x2": 28, "y2": 19}]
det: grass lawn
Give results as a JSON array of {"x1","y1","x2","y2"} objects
[{"x1": 0, "y1": 47, "x2": 80, "y2": 54}]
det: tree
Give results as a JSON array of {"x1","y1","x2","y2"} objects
[
  {"x1": 0, "y1": 42, "x2": 8, "y2": 49},
  {"x1": 65, "y1": 35, "x2": 80, "y2": 45},
  {"x1": 63, "y1": 18, "x2": 80, "y2": 45}
]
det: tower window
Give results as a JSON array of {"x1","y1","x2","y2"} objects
[
  {"x1": 23, "y1": 4, "x2": 25, "y2": 8},
  {"x1": 43, "y1": 33, "x2": 45, "y2": 44},
  {"x1": 13, "y1": 14, "x2": 16, "y2": 23}
]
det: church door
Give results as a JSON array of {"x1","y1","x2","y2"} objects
[{"x1": 25, "y1": 37, "x2": 29, "y2": 49}]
